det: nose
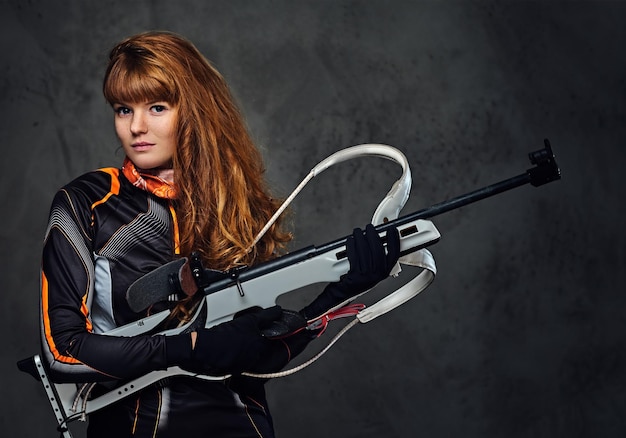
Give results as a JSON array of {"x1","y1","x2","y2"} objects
[{"x1": 130, "y1": 111, "x2": 148, "y2": 135}]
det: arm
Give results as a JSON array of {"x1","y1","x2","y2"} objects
[{"x1": 40, "y1": 184, "x2": 191, "y2": 383}]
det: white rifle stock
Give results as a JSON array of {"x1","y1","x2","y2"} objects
[{"x1": 18, "y1": 140, "x2": 560, "y2": 437}]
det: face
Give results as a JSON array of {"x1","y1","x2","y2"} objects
[{"x1": 113, "y1": 101, "x2": 178, "y2": 169}]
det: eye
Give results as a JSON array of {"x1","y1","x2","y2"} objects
[
  {"x1": 114, "y1": 106, "x2": 131, "y2": 116},
  {"x1": 151, "y1": 104, "x2": 167, "y2": 113}
]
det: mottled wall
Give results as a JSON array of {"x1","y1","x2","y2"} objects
[{"x1": 2, "y1": 1, "x2": 625, "y2": 437}]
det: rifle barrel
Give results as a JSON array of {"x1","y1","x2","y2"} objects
[{"x1": 205, "y1": 140, "x2": 561, "y2": 294}]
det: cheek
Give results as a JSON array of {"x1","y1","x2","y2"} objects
[
  {"x1": 114, "y1": 118, "x2": 127, "y2": 141},
  {"x1": 165, "y1": 134, "x2": 178, "y2": 156},
  {"x1": 164, "y1": 118, "x2": 178, "y2": 150},
  {"x1": 165, "y1": 123, "x2": 177, "y2": 141}
]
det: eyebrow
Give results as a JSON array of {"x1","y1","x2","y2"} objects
[{"x1": 112, "y1": 100, "x2": 171, "y2": 107}]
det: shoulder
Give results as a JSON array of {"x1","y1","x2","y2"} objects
[
  {"x1": 66, "y1": 167, "x2": 121, "y2": 190},
  {"x1": 53, "y1": 167, "x2": 126, "y2": 207}
]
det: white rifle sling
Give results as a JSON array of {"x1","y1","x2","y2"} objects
[
  {"x1": 356, "y1": 248, "x2": 436, "y2": 323},
  {"x1": 249, "y1": 144, "x2": 412, "y2": 252},
  {"x1": 242, "y1": 145, "x2": 438, "y2": 378}
]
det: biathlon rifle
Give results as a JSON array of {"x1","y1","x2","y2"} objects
[{"x1": 18, "y1": 140, "x2": 560, "y2": 437}]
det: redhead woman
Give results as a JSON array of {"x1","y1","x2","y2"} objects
[{"x1": 40, "y1": 31, "x2": 399, "y2": 437}]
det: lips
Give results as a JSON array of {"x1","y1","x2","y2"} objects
[{"x1": 131, "y1": 142, "x2": 155, "y2": 151}]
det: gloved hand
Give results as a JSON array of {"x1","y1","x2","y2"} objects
[
  {"x1": 300, "y1": 224, "x2": 400, "y2": 320},
  {"x1": 247, "y1": 329, "x2": 315, "y2": 374},
  {"x1": 183, "y1": 306, "x2": 284, "y2": 375}
]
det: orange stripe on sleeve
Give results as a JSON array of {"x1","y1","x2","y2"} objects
[
  {"x1": 42, "y1": 272, "x2": 80, "y2": 364},
  {"x1": 42, "y1": 271, "x2": 92, "y2": 364}
]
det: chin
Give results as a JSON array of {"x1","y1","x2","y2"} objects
[{"x1": 131, "y1": 157, "x2": 171, "y2": 170}]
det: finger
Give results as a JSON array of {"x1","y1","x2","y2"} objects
[
  {"x1": 345, "y1": 233, "x2": 357, "y2": 273},
  {"x1": 384, "y1": 226, "x2": 401, "y2": 274},
  {"x1": 350, "y1": 227, "x2": 368, "y2": 273},
  {"x1": 364, "y1": 224, "x2": 385, "y2": 273}
]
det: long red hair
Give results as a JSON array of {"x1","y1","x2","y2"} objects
[{"x1": 103, "y1": 31, "x2": 291, "y2": 318}]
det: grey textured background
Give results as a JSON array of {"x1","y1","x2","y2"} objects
[{"x1": 2, "y1": 1, "x2": 625, "y2": 437}]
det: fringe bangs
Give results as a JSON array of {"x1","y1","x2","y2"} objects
[{"x1": 104, "y1": 62, "x2": 176, "y2": 105}]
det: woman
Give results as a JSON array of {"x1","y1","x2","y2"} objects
[{"x1": 40, "y1": 31, "x2": 399, "y2": 437}]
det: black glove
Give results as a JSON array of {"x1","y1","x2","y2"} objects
[
  {"x1": 184, "y1": 306, "x2": 284, "y2": 375},
  {"x1": 247, "y1": 329, "x2": 315, "y2": 374},
  {"x1": 300, "y1": 224, "x2": 400, "y2": 320}
]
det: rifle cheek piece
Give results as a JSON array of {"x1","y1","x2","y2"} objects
[{"x1": 169, "y1": 252, "x2": 237, "y2": 298}]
